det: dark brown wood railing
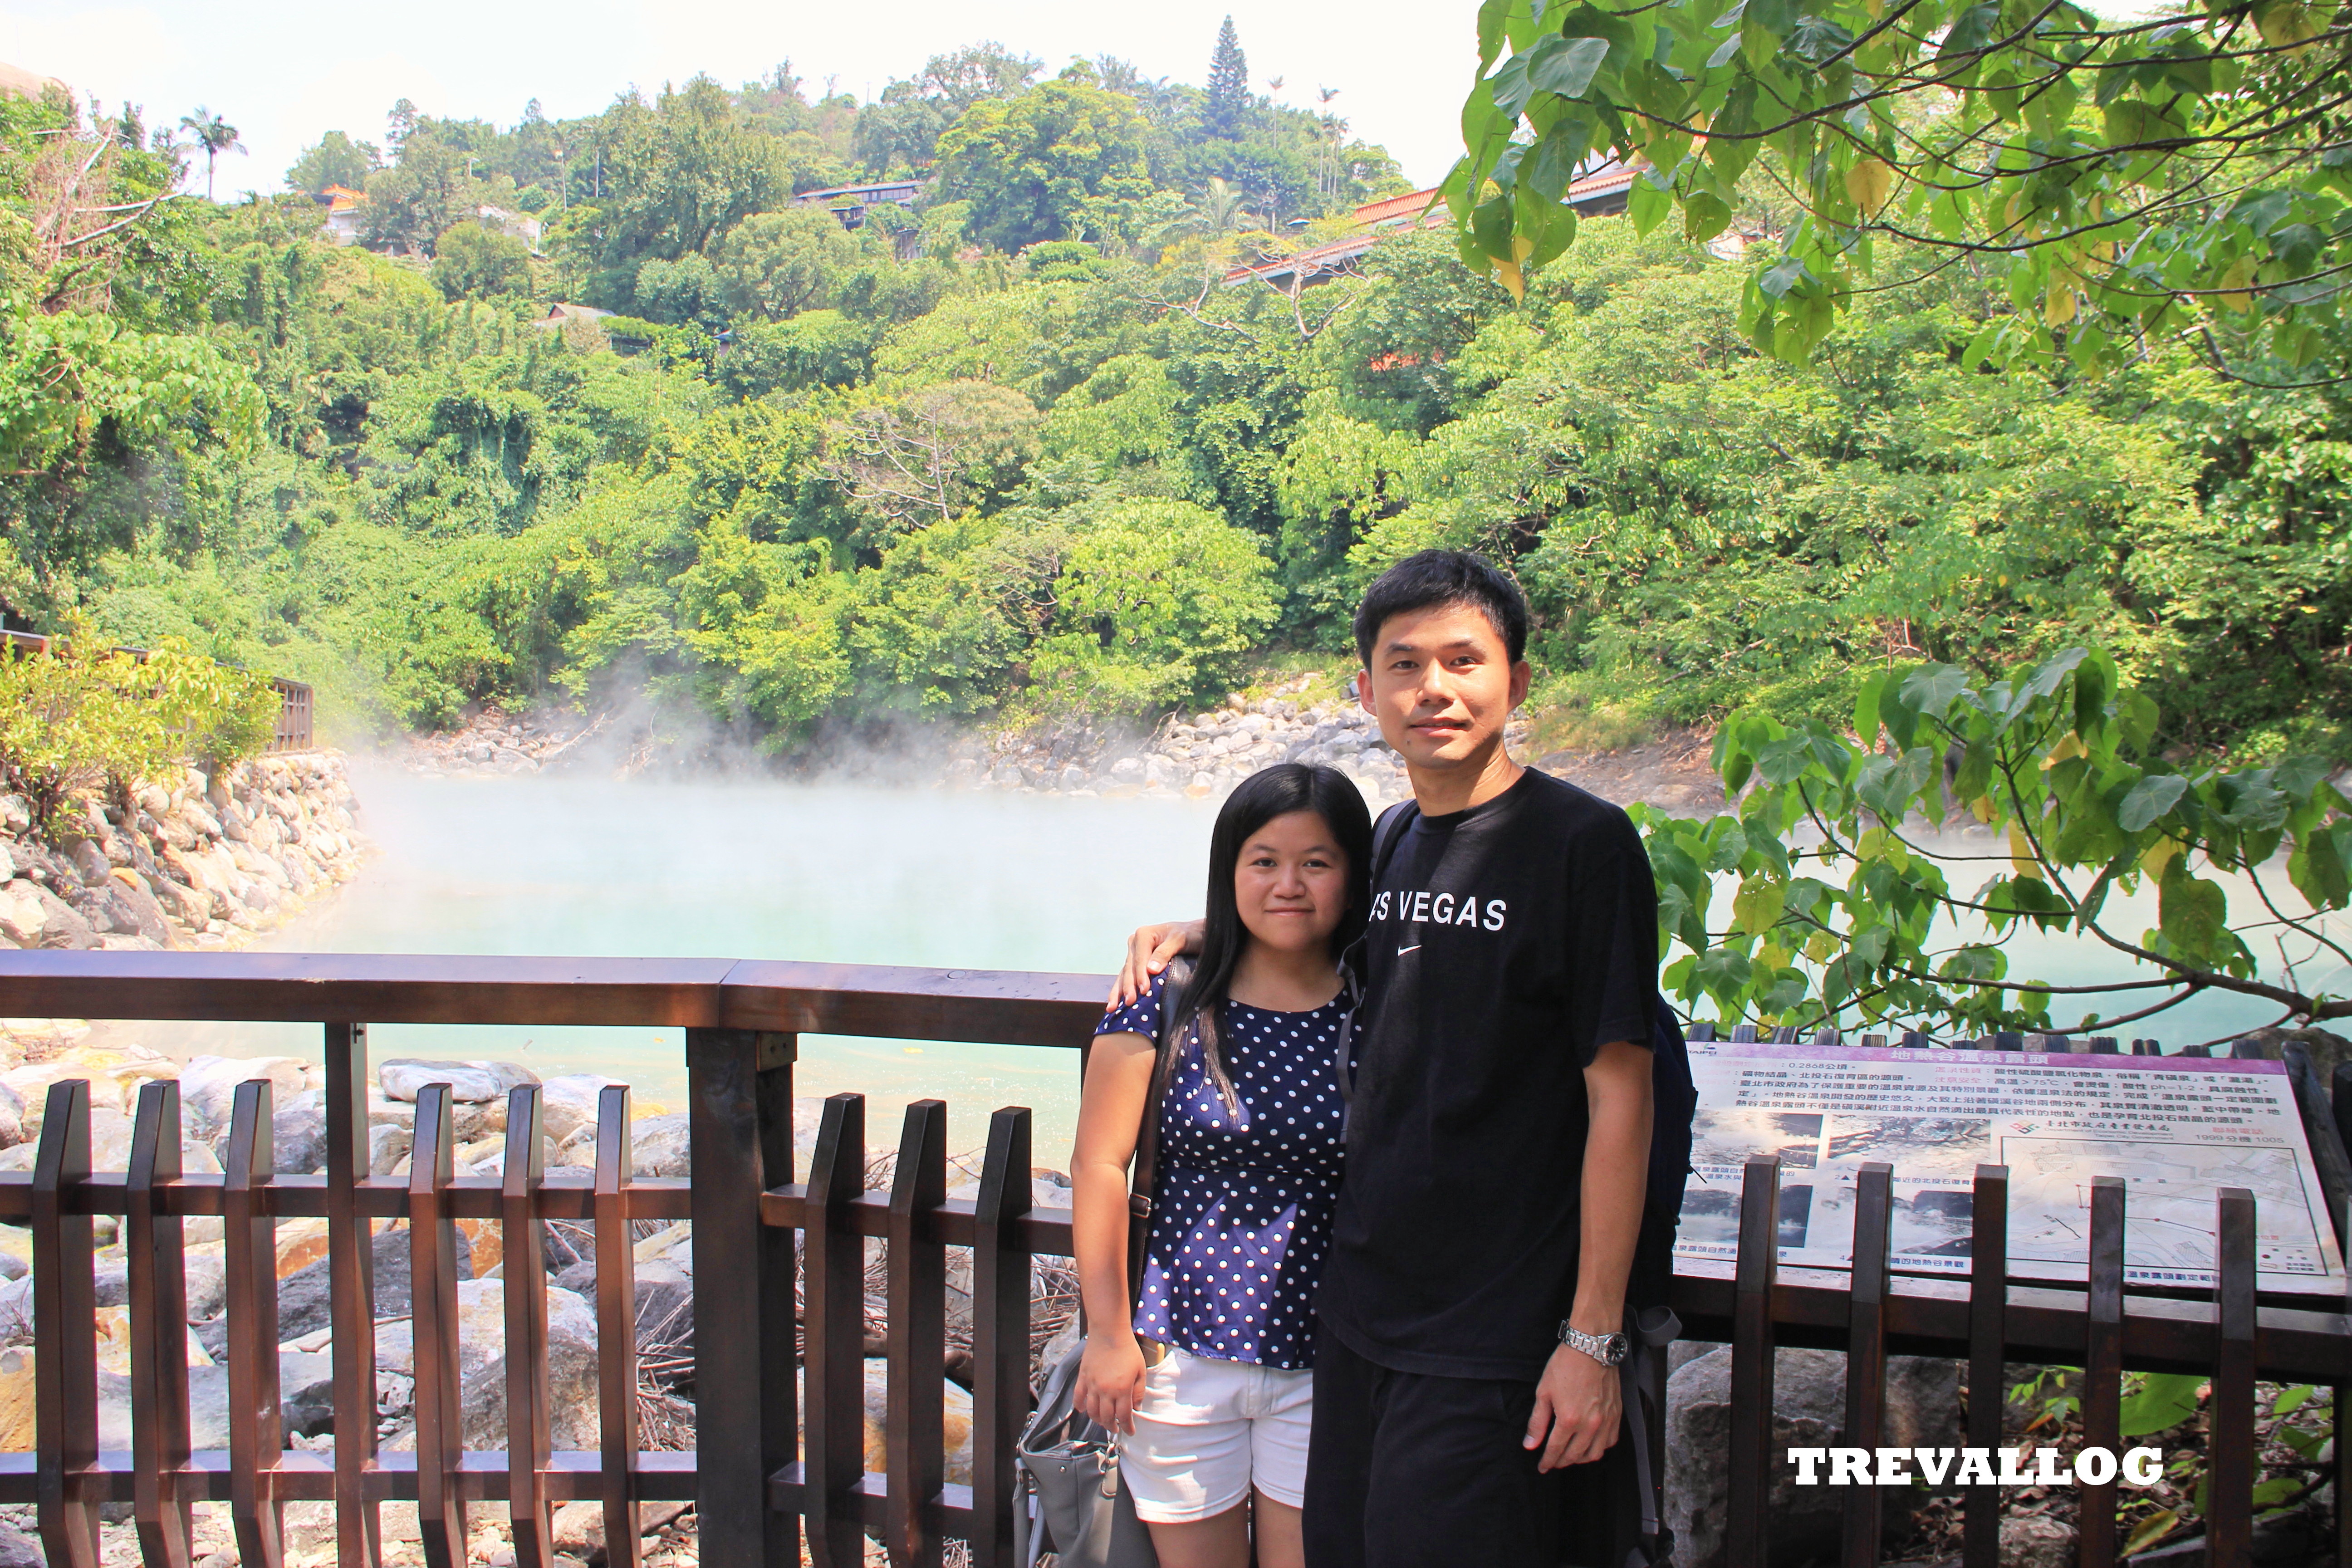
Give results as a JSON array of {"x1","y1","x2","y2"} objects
[{"x1": 0, "y1": 951, "x2": 2345, "y2": 1568}]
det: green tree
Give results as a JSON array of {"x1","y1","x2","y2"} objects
[
  {"x1": 1028, "y1": 499, "x2": 1279, "y2": 710},
  {"x1": 177, "y1": 106, "x2": 245, "y2": 201},
  {"x1": 1203, "y1": 17, "x2": 1250, "y2": 140},
  {"x1": 431, "y1": 222, "x2": 533, "y2": 301},
  {"x1": 285, "y1": 132, "x2": 378, "y2": 195},
  {"x1": 715, "y1": 207, "x2": 854, "y2": 321},
  {"x1": 935, "y1": 71, "x2": 1155, "y2": 253},
  {"x1": 1452, "y1": 0, "x2": 2352, "y2": 377},
  {"x1": 818, "y1": 380, "x2": 1044, "y2": 540}
]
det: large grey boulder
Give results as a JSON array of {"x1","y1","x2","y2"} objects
[
  {"x1": 629, "y1": 1115, "x2": 692, "y2": 1179},
  {"x1": 378, "y1": 1059, "x2": 539, "y2": 1104},
  {"x1": 98, "y1": 1350, "x2": 337, "y2": 1448},
  {"x1": 539, "y1": 1074, "x2": 625, "y2": 1145},
  {"x1": 274, "y1": 1225, "x2": 472, "y2": 1340},
  {"x1": 32, "y1": 884, "x2": 96, "y2": 949},
  {"x1": 1666, "y1": 1346, "x2": 1960, "y2": 1568},
  {"x1": 452, "y1": 1279, "x2": 601, "y2": 1452}
]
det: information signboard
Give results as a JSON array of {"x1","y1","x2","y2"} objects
[{"x1": 1674, "y1": 1040, "x2": 2348, "y2": 1297}]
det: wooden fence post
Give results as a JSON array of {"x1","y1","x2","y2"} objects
[
  {"x1": 968, "y1": 1107, "x2": 1033, "y2": 1568},
  {"x1": 1963, "y1": 1166, "x2": 2008, "y2": 1568},
  {"x1": 126, "y1": 1081, "x2": 195, "y2": 1568},
  {"x1": 224, "y1": 1080, "x2": 285, "y2": 1568},
  {"x1": 324, "y1": 1021, "x2": 383, "y2": 1568},
  {"x1": 803, "y1": 1094, "x2": 868, "y2": 1568},
  {"x1": 887, "y1": 1101, "x2": 948, "y2": 1568},
  {"x1": 1841, "y1": 1162, "x2": 1892, "y2": 1568},
  {"x1": 504, "y1": 1085, "x2": 554, "y2": 1568},
  {"x1": 595, "y1": 1086, "x2": 642, "y2": 1568},
  {"x1": 2207, "y1": 1188, "x2": 2258, "y2": 1566},
  {"x1": 686, "y1": 1027, "x2": 800, "y2": 1567},
  {"x1": 2079, "y1": 1177, "x2": 2126, "y2": 1568},
  {"x1": 410, "y1": 1084, "x2": 466, "y2": 1568},
  {"x1": 33, "y1": 1080, "x2": 100, "y2": 1568},
  {"x1": 1727, "y1": 1153, "x2": 1780, "y2": 1568}
]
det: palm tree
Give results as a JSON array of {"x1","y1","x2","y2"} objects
[
  {"x1": 177, "y1": 107, "x2": 245, "y2": 201},
  {"x1": 1186, "y1": 177, "x2": 1258, "y2": 235}
]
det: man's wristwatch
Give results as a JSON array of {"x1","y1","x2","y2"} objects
[{"x1": 1559, "y1": 1322, "x2": 1631, "y2": 1367}]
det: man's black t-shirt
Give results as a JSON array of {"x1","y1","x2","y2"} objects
[{"x1": 1317, "y1": 768, "x2": 1659, "y2": 1381}]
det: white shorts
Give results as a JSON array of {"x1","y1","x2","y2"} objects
[{"x1": 1119, "y1": 1345, "x2": 1314, "y2": 1523}]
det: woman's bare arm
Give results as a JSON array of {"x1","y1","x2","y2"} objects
[{"x1": 1070, "y1": 1029, "x2": 1158, "y2": 1431}]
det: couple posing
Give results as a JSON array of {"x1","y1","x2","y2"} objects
[{"x1": 1070, "y1": 551, "x2": 1665, "y2": 1568}]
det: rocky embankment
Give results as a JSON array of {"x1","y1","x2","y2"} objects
[
  {"x1": 949, "y1": 677, "x2": 1511, "y2": 810},
  {"x1": 0, "y1": 753, "x2": 366, "y2": 953}
]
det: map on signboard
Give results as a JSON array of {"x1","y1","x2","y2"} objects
[{"x1": 1672, "y1": 1041, "x2": 2347, "y2": 1297}]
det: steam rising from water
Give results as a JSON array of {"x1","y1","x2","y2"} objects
[{"x1": 113, "y1": 762, "x2": 1222, "y2": 1160}]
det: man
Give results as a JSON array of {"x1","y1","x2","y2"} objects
[{"x1": 1116, "y1": 549, "x2": 1659, "y2": 1565}]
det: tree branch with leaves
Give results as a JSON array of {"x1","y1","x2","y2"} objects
[{"x1": 1640, "y1": 647, "x2": 2352, "y2": 1038}]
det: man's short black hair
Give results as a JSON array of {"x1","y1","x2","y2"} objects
[{"x1": 1353, "y1": 549, "x2": 1529, "y2": 668}]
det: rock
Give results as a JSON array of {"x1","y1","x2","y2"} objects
[
  {"x1": 379, "y1": 1059, "x2": 540, "y2": 1104},
  {"x1": 273, "y1": 1104, "x2": 329, "y2": 1175},
  {"x1": 1666, "y1": 1346, "x2": 1960, "y2": 1568},
  {"x1": 179, "y1": 1055, "x2": 312, "y2": 1134},
  {"x1": 549, "y1": 1497, "x2": 691, "y2": 1559},
  {"x1": 276, "y1": 1225, "x2": 472, "y2": 1339},
  {"x1": 184, "y1": 1247, "x2": 229, "y2": 1320},
  {"x1": 370, "y1": 1120, "x2": 412, "y2": 1175},
  {"x1": 80, "y1": 876, "x2": 172, "y2": 945},
  {"x1": 540, "y1": 1075, "x2": 625, "y2": 1145},
  {"x1": 629, "y1": 1114, "x2": 692, "y2": 1179},
  {"x1": 32, "y1": 884, "x2": 96, "y2": 949},
  {"x1": 0, "y1": 882, "x2": 42, "y2": 947},
  {"x1": 149, "y1": 876, "x2": 210, "y2": 927},
  {"x1": 90, "y1": 1350, "x2": 335, "y2": 1449},
  {"x1": 453, "y1": 1279, "x2": 601, "y2": 1451},
  {"x1": 632, "y1": 1260, "x2": 693, "y2": 1352},
  {"x1": 0, "y1": 1524, "x2": 36, "y2": 1567},
  {"x1": 70, "y1": 838, "x2": 112, "y2": 883},
  {"x1": 2001, "y1": 1514, "x2": 2077, "y2": 1568},
  {"x1": 853, "y1": 1360, "x2": 974, "y2": 1488},
  {"x1": 0, "y1": 1083, "x2": 22, "y2": 1149}
]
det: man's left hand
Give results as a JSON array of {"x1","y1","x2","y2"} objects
[{"x1": 1524, "y1": 1340, "x2": 1622, "y2": 1471}]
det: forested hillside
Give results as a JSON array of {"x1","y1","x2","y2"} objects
[{"x1": 2, "y1": 23, "x2": 2345, "y2": 759}]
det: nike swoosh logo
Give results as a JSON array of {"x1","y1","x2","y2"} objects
[{"x1": 1396, "y1": 944, "x2": 1421, "y2": 956}]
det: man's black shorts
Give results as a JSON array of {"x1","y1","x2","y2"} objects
[{"x1": 1301, "y1": 1328, "x2": 1568, "y2": 1568}]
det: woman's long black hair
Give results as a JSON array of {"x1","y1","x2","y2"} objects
[{"x1": 1165, "y1": 763, "x2": 1374, "y2": 1109}]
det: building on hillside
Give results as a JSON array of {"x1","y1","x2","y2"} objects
[
  {"x1": 793, "y1": 180, "x2": 923, "y2": 231},
  {"x1": 476, "y1": 205, "x2": 544, "y2": 248},
  {"x1": 0, "y1": 62, "x2": 69, "y2": 102},
  {"x1": 1225, "y1": 164, "x2": 1640, "y2": 292},
  {"x1": 534, "y1": 303, "x2": 612, "y2": 329},
  {"x1": 315, "y1": 185, "x2": 366, "y2": 245}
]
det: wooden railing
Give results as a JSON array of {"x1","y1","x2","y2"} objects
[
  {"x1": 0, "y1": 633, "x2": 314, "y2": 755},
  {"x1": 0, "y1": 951, "x2": 2346, "y2": 1568}
]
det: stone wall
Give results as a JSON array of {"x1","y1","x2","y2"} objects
[{"x1": 0, "y1": 752, "x2": 367, "y2": 952}]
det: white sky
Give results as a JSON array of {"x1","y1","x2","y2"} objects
[{"x1": 0, "y1": 0, "x2": 1471, "y2": 198}]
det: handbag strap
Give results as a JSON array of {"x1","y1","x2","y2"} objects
[{"x1": 1124, "y1": 953, "x2": 1195, "y2": 1314}]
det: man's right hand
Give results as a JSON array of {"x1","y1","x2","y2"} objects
[{"x1": 1111, "y1": 920, "x2": 1205, "y2": 1007}]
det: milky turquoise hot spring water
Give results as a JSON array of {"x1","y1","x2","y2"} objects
[{"x1": 91, "y1": 761, "x2": 2341, "y2": 1166}]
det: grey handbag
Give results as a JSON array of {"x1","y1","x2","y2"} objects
[{"x1": 1011, "y1": 960, "x2": 1195, "y2": 1568}]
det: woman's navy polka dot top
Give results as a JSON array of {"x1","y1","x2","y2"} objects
[{"x1": 1096, "y1": 970, "x2": 1348, "y2": 1371}]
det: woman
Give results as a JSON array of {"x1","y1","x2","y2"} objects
[{"x1": 1071, "y1": 763, "x2": 1372, "y2": 1568}]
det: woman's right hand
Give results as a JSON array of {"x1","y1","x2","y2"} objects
[
  {"x1": 1109, "y1": 920, "x2": 1206, "y2": 1007},
  {"x1": 1073, "y1": 1331, "x2": 1150, "y2": 1435}
]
